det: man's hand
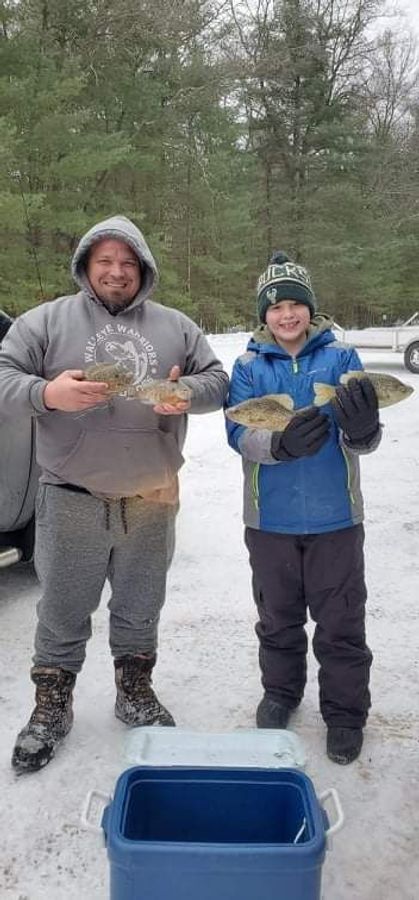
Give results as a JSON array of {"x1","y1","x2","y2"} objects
[
  {"x1": 153, "y1": 365, "x2": 191, "y2": 416},
  {"x1": 43, "y1": 370, "x2": 111, "y2": 412},
  {"x1": 332, "y1": 377, "x2": 379, "y2": 445}
]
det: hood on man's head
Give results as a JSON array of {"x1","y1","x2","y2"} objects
[
  {"x1": 71, "y1": 215, "x2": 158, "y2": 304},
  {"x1": 256, "y1": 250, "x2": 316, "y2": 322}
]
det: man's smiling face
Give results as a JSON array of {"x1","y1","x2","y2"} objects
[{"x1": 86, "y1": 238, "x2": 141, "y2": 308}]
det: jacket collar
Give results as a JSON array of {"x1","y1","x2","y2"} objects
[{"x1": 249, "y1": 313, "x2": 335, "y2": 357}]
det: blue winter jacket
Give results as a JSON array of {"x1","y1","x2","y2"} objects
[{"x1": 226, "y1": 315, "x2": 381, "y2": 535}]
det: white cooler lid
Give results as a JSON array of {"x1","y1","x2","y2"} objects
[{"x1": 122, "y1": 727, "x2": 306, "y2": 769}]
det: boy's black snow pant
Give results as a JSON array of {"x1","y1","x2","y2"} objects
[{"x1": 245, "y1": 524, "x2": 373, "y2": 729}]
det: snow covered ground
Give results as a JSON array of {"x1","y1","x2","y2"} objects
[{"x1": 0, "y1": 335, "x2": 418, "y2": 899}]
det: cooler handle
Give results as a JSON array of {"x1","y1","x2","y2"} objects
[
  {"x1": 319, "y1": 787, "x2": 344, "y2": 842},
  {"x1": 80, "y1": 789, "x2": 112, "y2": 841}
]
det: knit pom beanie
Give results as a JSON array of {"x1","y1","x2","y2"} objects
[{"x1": 257, "y1": 251, "x2": 316, "y2": 322}]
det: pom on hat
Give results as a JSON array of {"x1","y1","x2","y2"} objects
[
  {"x1": 256, "y1": 250, "x2": 316, "y2": 322},
  {"x1": 269, "y1": 251, "x2": 290, "y2": 266}
]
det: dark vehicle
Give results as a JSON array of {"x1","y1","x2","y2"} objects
[{"x1": 0, "y1": 310, "x2": 38, "y2": 569}]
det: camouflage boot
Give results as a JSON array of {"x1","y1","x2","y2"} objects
[
  {"x1": 11, "y1": 667, "x2": 76, "y2": 774},
  {"x1": 114, "y1": 654, "x2": 175, "y2": 727}
]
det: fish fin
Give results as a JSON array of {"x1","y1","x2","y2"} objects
[
  {"x1": 276, "y1": 393, "x2": 294, "y2": 411},
  {"x1": 313, "y1": 382, "x2": 336, "y2": 406},
  {"x1": 339, "y1": 370, "x2": 364, "y2": 385}
]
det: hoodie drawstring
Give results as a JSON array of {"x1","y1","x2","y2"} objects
[
  {"x1": 104, "y1": 500, "x2": 111, "y2": 531},
  {"x1": 104, "y1": 498, "x2": 128, "y2": 534},
  {"x1": 120, "y1": 498, "x2": 128, "y2": 534}
]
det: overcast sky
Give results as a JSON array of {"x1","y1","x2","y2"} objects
[{"x1": 386, "y1": 1, "x2": 419, "y2": 35}]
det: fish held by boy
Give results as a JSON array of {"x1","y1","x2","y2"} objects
[
  {"x1": 225, "y1": 371, "x2": 413, "y2": 431},
  {"x1": 83, "y1": 363, "x2": 192, "y2": 406},
  {"x1": 315, "y1": 371, "x2": 413, "y2": 409}
]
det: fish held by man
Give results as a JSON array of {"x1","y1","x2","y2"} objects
[
  {"x1": 225, "y1": 371, "x2": 413, "y2": 431},
  {"x1": 133, "y1": 379, "x2": 192, "y2": 406},
  {"x1": 83, "y1": 362, "x2": 192, "y2": 406},
  {"x1": 83, "y1": 363, "x2": 133, "y2": 394}
]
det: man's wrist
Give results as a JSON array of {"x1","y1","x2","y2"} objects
[{"x1": 43, "y1": 383, "x2": 56, "y2": 410}]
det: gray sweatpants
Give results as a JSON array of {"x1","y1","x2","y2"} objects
[{"x1": 33, "y1": 484, "x2": 177, "y2": 673}]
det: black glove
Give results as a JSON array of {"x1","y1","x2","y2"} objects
[
  {"x1": 271, "y1": 407, "x2": 330, "y2": 461},
  {"x1": 332, "y1": 377, "x2": 379, "y2": 445}
]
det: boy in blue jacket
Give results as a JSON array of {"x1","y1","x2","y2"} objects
[{"x1": 226, "y1": 251, "x2": 381, "y2": 764}]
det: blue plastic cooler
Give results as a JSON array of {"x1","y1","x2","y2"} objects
[{"x1": 101, "y1": 765, "x2": 332, "y2": 900}]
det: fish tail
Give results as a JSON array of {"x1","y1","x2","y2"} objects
[{"x1": 313, "y1": 382, "x2": 336, "y2": 406}]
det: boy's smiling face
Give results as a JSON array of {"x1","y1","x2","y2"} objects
[{"x1": 265, "y1": 299, "x2": 311, "y2": 354}]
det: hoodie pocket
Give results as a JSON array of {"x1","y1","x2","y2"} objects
[{"x1": 46, "y1": 428, "x2": 184, "y2": 497}]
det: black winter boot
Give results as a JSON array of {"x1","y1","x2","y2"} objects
[
  {"x1": 12, "y1": 667, "x2": 76, "y2": 774},
  {"x1": 327, "y1": 726, "x2": 363, "y2": 764},
  {"x1": 256, "y1": 695, "x2": 291, "y2": 729},
  {"x1": 114, "y1": 654, "x2": 175, "y2": 727}
]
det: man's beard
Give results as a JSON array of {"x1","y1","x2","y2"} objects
[{"x1": 99, "y1": 296, "x2": 134, "y2": 315}]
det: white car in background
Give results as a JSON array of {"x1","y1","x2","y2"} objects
[
  {"x1": 333, "y1": 312, "x2": 419, "y2": 373},
  {"x1": 0, "y1": 310, "x2": 38, "y2": 569}
]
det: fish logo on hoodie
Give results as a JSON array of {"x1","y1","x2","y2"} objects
[{"x1": 84, "y1": 323, "x2": 159, "y2": 390}]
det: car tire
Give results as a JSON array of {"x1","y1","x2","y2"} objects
[{"x1": 404, "y1": 341, "x2": 419, "y2": 374}]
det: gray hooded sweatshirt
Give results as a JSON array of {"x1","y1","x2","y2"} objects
[{"x1": 0, "y1": 216, "x2": 229, "y2": 500}]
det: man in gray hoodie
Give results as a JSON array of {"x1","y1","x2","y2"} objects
[{"x1": 0, "y1": 215, "x2": 229, "y2": 773}]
